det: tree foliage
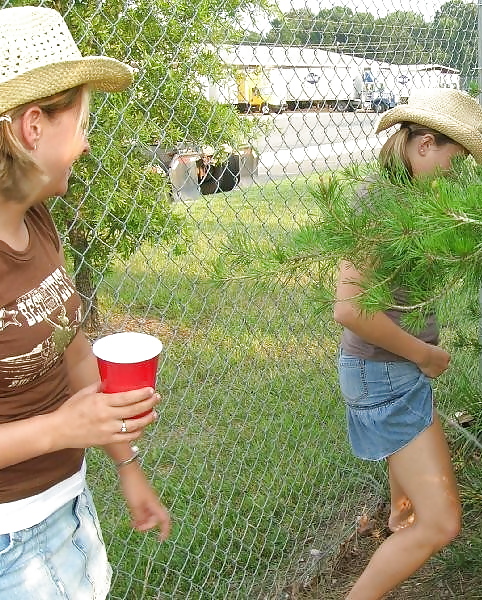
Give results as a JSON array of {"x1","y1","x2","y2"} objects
[
  {"x1": 2, "y1": 0, "x2": 272, "y2": 326},
  {"x1": 214, "y1": 158, "x2": 482, "y2": 333},
  {"x1": 257, "y1": 1, "x2": 477, "y2": 79},
  {"x1": 431, "y1": 0, "x2": 477, "y2": 79}
]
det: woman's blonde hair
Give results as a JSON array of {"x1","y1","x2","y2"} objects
[
  {"x1": 0, "y1": 85, "x2": 89, "y2": 201},
  {"x1": 378, "y1": 122, "x2": 456, "y2": 179}
]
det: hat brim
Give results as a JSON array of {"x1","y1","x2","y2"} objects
[
  {"x1": 376, "y1": 105, "x2": 482, "y2": 164},
  {"x1": 0, "y1": 56, "x2": 134, "y2": 113}
]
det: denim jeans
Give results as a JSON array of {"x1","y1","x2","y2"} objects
[{"x1": 0, "y1": 487, "x2": 111, "y2": 599}]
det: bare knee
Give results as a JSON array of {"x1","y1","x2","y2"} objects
[
  {"x1": 422, "y1": 508, "x2": 461, "y2": 550},
  {"x1": 437, "y1": 513, "x2": 461, "y2": 547}
]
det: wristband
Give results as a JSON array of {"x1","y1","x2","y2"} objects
[{"x1": 115, "y1": 445, "x2": 140, "y2": 469}]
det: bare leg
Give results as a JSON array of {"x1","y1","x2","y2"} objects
[
  {"x1": 388, "y1": 463, "x2": 415, "y2": 532},
  {"x1": 346, "y1": 413, "x2": 461, "y2": 600}
]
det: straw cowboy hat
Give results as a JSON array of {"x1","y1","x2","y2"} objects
[
  {"x1": 376, "y1": 88, "x2": 482, "y2": 164},
  {"x1": 0, "y1": 6, "x2": 133, "y2": 115}
]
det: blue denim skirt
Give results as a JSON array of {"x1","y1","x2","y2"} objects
[
  {"x1": 338, "y1": 350, "x2": 433, "y2": 461},
  {"x1": 0, "y1": 487, "x2": 112, "y2": 599}
]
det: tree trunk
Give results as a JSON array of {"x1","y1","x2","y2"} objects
[
  {"x1": 75, "y1": 260, "x2": 99, "y2": 331},
  {"x1": 68, "y1": 229, "x2": 99, "y2": 331}
]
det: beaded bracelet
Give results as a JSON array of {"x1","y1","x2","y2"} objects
[{"x1": 115, "y1": 445, "x2": 140, "y2": 469}]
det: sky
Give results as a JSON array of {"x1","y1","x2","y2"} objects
[{"x1": 247, "y1": 0, "x2": 453, "y2": 34}]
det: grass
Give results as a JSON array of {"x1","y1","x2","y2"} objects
[
  {"x1": 297, "y1": 286, "x2": 482, "y2": 599},
  {"x1": 86, "y1": 177, "x2": 480, "y2": 599}
]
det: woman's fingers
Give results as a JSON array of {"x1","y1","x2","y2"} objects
[
  {"x1": 113, "y1": 410, "x2": 158, "y2": 437},
  {"x1": 56, "y1": 386, "x2": 160, "y2": 448},
  {"x1": 101, "y1": 388, "x2": 160, "y2": 418}
]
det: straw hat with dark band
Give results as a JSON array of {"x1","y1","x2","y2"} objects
[
  {"x1": 376, "y1": 88, "x2": 482, "y2": 164},
  {"x1": 0, "y1": 6, "x2": 134, "y2": 115}
]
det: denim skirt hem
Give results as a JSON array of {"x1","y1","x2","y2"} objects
[
  {"x1": 0, "y1": 486, "x2": 112, "y2": 599},
  {"x1": 338, "y1": 350, "x2": 434, "y2": 461}
]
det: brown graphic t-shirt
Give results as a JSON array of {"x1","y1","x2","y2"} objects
[{"x1": 0, "y1": 203, "x2": 84, "y2": 502}]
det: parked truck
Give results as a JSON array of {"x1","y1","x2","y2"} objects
[
  {"x1": 367, "y1": 62, "x2": 460, "y2": 109},
  {"x1": 370, "y1": 90, "x2": 397, "y2": 112},
  {"x1": 201, "y1": 66, "x2": 286, "y2": 114},
  {"x1": 202, "y1": 45, "x2": 460, "y2": 114},
  {"x1": 234, "y1": 67, "x2": 287, "y2": 113}
]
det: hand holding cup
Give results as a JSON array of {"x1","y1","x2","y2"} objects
[
  {"x1": 54, "y1": 383, "x2": 159, "y2": 449},
  {"x1": 93, "y1": 332, "x2": 163, "y2": 419}
]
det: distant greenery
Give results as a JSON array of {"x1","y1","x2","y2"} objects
[{"x1": 251, "y1": 0, "x2": 477, "y2": 79}]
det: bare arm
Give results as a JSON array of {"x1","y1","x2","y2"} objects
[
  {"x1": 57, "y1": 245, "x2": 159, "y2": 465},
  {"x1": 64, "y1": 330, "x2": 171, "y2": 540},
  {"x1": 0, "y1": 411, "x2": 61, "y2": 470},
  {"x1": 62, "y1": 330, "x2": 158, "y2": 463},
  {"x1": 334, "y1": 260, "x2": 450, "y2": 377},
  {"x1": 0, "y1": 331, "x2": 158, "y2": 470}
]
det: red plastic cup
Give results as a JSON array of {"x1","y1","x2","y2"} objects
[{"x1": 92, "y1": 332, "x2": 163, "y2": 418}]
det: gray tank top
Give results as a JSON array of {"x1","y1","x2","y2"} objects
[
  {"x1": 341, "y1": 308, "x2": 439, "y2": 361},
  {"x1": 340, "y1": 177, "x2": 439, "y2": 361}
]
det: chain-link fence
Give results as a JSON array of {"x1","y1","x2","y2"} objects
[{"x1": 4, "y1": 0, "x2": 482, "y2": 598}]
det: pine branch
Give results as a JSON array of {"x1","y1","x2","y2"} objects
[{"x1": 213, "y1": 157, "x2": 482, "y2": 329}]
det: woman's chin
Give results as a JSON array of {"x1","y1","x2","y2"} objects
[{"x1": 48, "y1": 181, "x2": 69, "y2": 198}]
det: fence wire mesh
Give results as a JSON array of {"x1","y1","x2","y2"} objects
[{"x1": 3, "y1": 0, "x2": 481, "y2": 598}]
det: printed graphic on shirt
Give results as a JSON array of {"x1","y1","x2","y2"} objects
[
  {"x1": 0, "y1": 308, "x2": 22, "y2": 332},
  {"x1": 16, "y1": 267, "x2": 77, "y2": 326},
  {"x1": 0, "y1": 266, "x2": 81, "y2": 388},
  {"x1": 45, "y1": 305, "x2": 79, "y2": 354}
]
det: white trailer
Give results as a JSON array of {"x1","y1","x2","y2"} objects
[
  {"x1": 208, "y1": 45, "x2": 366, "y2": 111},
  {"x1": 199, "y1": 75, "x2": 239, "y2": 105},
  {"x1": 204, "y1": 45, "x2": 461, "y2": 113},
  {"x1": 269, "y1": 64, "x2": 362, "y2": 110},
  {"x1": 370, "y1": 63, "x2": 460, "y2": 104},
  {"x1": 263, "y1": 47, "x2": 365, "y2": 110}
]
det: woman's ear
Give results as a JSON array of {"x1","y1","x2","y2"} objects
[
  {"x1": 19, "y1": 106, "x2": 42, "y2": 151},
  {"x1": 418, "y1": 133, "x2": 435, "y2": 157}
]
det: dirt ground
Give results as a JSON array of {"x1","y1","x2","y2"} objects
[{"x1": 283, "y1": 501, "x2": 482, "y2": 600}]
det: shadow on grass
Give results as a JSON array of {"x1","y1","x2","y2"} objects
[{"x1": 85, "y1": 180, "x2": 480, "y2": 599}]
